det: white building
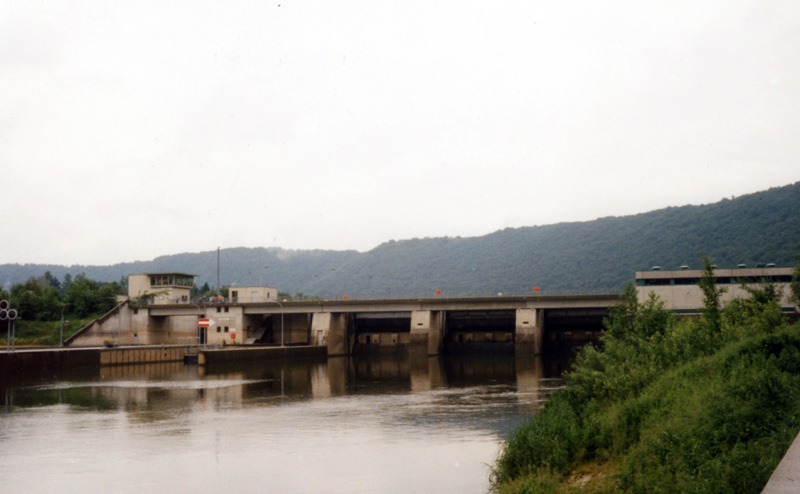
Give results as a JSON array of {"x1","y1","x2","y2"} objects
[
  {"x1": 128, "y1": 272, "x2": 198, "y2": 305},
  {"x1": 229, "y1": 286, "x2": 279, "y2": 303},
  {"x1": 635, "y1": 265, "x2": 796, "y2": 314}
]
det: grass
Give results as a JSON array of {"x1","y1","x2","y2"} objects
[{"x1": 0, "y1": 316, "x2": 98, "y2": 346}]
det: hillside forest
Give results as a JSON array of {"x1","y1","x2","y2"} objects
[{"x1": 1, "y1": 181, "x2": 798, "y2": 299}]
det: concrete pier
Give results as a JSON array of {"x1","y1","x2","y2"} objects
[
  {"x1": 409, "y1": 310, "x2": 443, "y2": 356},
  {"x1": 515, "y1": 308, "x2": 542, "y2": 355}
]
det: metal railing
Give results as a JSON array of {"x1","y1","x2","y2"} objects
[
  {"x1": 126, "y1": 289, "x2": 624, "y2": 308},
  {"x1": 178, "y1": 336, "x2": 201, "y2": 353}
]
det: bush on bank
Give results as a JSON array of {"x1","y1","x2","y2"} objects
[{"x1": 493, "y1": 260, "x2": 800, "y2": 494}]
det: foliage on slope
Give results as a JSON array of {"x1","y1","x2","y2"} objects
[{"x1": 492, "y1": 262, "x2": 800, "y2": 494}]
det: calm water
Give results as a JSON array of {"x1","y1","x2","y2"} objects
[{"x1": 0, "y1": 353, "x2": 569, "y2": 493}]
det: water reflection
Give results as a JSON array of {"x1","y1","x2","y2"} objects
[{"x1": 0, "y1": 354, "x2": 569, "y2": 494}]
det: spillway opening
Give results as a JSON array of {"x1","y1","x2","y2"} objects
[
  {"x1": 543, "y1": 308, "x2": 607, "y2": 345},
  {"x1": 351, "y1": 312, "x2": 412, "y2": 355},
  {"x1": 444, "y1": 310, "x2": 516, "y2": 354}
]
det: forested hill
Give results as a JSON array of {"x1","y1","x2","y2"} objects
[{"x1": 2, "y1": 182, "x2": 798, "y2": 297}]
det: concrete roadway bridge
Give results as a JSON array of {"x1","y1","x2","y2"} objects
[{"x1": 66, "y1": 294, "x2": 620, "y2": 357}]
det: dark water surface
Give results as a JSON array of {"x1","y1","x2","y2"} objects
[{"x1": 0, "y1": 353, "x2": 569, "y2": 493}]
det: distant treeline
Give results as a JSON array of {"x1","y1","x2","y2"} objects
[
  {"x1": 0, "y1": 272, "x2": 124, "y2": 321},
  {"x1": 2, "y1": 181, "x2": 799, "y2": 298}
]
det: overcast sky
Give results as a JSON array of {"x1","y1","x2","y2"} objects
[{"x1": 3, "y1": 1, "x2": 799, "y2": 266}]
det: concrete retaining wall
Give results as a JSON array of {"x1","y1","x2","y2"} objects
[
  {"x1": 0, "y1": 348, "x2": 101, "y2": 375},
  {"x1": 99, "y1": 347, "x2": 187, "y2": 365},
  {"x1": 0, "y1": 346, "x2": 190, "y2": 376},
  {"x1": 198, "y1": 345, "x2": 326, "y2": 365}
]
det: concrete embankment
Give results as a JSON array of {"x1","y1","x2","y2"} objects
[
  {"x1": 762, "y1": 431, "x2": 800, "y2": 493},
  {"x1": 0, "y1": 345, "x2": 326, "y2": 376},
  {"x1": 0, "y1": 347, "x2": 103, "y2": 375},
  {"x1": 0, "y1": 346, "x2": 190, "y2": 376}
]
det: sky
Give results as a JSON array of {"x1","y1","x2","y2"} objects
[{"x1": 2, "y1": 1, "x2": 799, "y2": 266}]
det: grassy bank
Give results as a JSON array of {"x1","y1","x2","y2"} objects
[
  {"x1": 0, "y1": 316, "x2": 97, "y2": 347},
  {"x1": 493, "y1": 278, "x2": 800, "y2": 494}
]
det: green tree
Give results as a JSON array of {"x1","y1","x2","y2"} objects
[
  {"x1": 724, "y1": 282, "x2": 784, "y2": 339},
  {"x1": 43, "y1": 271, "x2": 61, "y2": 291},
  {"x1": 65, "y1": 275, "x2": 99, "y2": 317},
  {"x1": 61, "y1": 273, "x2": 73, "y2": 295},
  {"x1": 97, "y1": 282, "x2": 123, "y2": 313},
  {"x1": 569, "y1": 283, "x2": 675, "y2": 403},
  {"x1": 791, "y1": 243, "x2": 800, "y2": 305},
  {"x1": 10, "y1": 277, "x2": 63, "y2": 320},
  {"x1": 698, "y1": 256, "x2": 726, "y2": 335},
  {"x1": 64, "y1": 274, "x2": 120, "y2": 317}
]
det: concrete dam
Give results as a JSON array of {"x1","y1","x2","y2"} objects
[{"x1": 65, "y1": 294, "x2": 619, "y2": 357}]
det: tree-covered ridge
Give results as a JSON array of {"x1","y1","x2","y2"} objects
[{"x1": 1, "y1": 181, "x2": 798, "y2": 297}]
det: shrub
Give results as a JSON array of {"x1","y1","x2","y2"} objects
[{"x1": 493, "y1": 257, "x2": 798, "y2": 494}]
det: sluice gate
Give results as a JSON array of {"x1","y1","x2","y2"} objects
[
  {"x1": 351, "y1": 312, "x2": 412, "y2": 355},
  {"x1": 444, "y1": 310, "x2": 516, "y2": 353}
]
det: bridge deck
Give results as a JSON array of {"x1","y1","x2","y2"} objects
[{"x1": 144, "y1": 294, "x2": 621, "y2": 315}]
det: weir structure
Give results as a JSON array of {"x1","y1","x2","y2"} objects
[{"x1": 64, "y1": 294, "x2": 618, "y2": 357}]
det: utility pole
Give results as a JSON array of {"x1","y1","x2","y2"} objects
[
  {"x1": 60, "y1": 303, "x2": 71, "y2": 347},
  {"x1": 217, "y1": 247, "x2": 220, "y2": 298}
]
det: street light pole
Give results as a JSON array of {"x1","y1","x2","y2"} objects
[
  {"x1": 277, "y1": 301, "x2": 285, "y2": 347},
  {"x1": 60, "y1": 303, "x2": 71, "y2": 347}
]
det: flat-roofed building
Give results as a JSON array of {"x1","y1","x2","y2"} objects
[
  {"x1": 128, "y1": 272, "x2": 198, "y2": 305},
  {"x1": 636, "y1": 265, "x2": 797, "y2": 314},
  {"x1": 229, "y1": 286, "x2": 279, "y2": 303}
]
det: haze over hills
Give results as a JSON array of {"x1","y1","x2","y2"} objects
[{"x1": 2, "y1": 182, "x2": 798, "y2": 298}]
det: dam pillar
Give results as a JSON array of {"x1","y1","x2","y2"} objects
[
  {"x1": 409, "y1": 310, "x2": 443, "y2": 356},
  {"x1": 312, "y1": 312, "x2": 350, "y2": 356},
  {"x1": 515, "y1": 308, "x2": 543, "y2": 355}
]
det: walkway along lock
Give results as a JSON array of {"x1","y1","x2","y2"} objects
[{"x1": 1, "y1": 300, "x2": 19, "y2": 351}]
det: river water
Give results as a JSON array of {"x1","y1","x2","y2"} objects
[{"x1": 0, "y1": 352, "x2": 570, "y2": 493}]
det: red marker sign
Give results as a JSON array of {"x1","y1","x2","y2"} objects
[{"x1": 198, "y1": 318, "x2": 214, "y2": 328}]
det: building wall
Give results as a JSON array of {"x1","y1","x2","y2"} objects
[
  {"x1": 68, "y1": 303, "x2": 135, "y2": 346},
  {"x1": 229, "y1": 286, "x2": 279, "y2": 303},
  {"x1": 636, "y1": 267, "x2": 796, "y2": 312},
  {"x1": 70, "y1": 302, "x2": 312, "y2": 348},
  {"x1": 127, "y1": 274, "x2": 192, "y2": 305},
  {"x1": 128, "y1": 275, "x2": 151, "y2": 298}
]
